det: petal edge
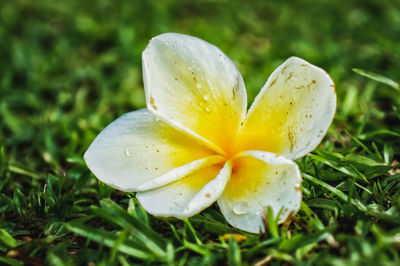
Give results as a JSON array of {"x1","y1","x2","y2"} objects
[
  {"x1": 218, "y1": 151, "x2": 302, "y2": 233},
  {"x1": 238, "y1": 57, "x2": 336, "y2": 159}
]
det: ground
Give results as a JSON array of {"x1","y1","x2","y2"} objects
[{"x1": 0, "y1": 0, "x2": 400, "y2": 265}]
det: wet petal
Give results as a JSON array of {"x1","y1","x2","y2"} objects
[
  {"x1": 137, "y1": 161, "x2": 232, "y2": 218},
  {"x1": 238, "y1": 57, "x2": 336, "y2": 159},
  {"x1": 218, "y1": 151, "x2": 301, "y2": 233},
  {"x1": 143, "y1": 33, "x2": 247, "y2": 155},
  {"x1": 84, "y1": 109, "x2": 216, "y2": 192}
]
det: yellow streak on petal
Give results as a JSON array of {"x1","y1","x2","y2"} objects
[
  {"x1": 224, "y1": 156, "x2": 274, "y2": 200},
  {"x1": 236, "y1": 76, "x2": 317, "y2": 156},
  {"x1": 177, "y1": 163, "x2": 225, "y2": 191},
  {"x1": 152, "y1": 119, "x2": 218, "y2": 167},
  {"x1": 150, "y1": 45, "x2": 244, "y2": 156},
  {"x1": 235, "y1": 105, "x2": 288, "y2": 155},
  {"x1": 238, "y1": 60, "x2": 335, "y2": 159}
]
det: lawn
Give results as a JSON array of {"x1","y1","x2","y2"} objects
[{"x1": 1, "y1": 0, "x2": 400, "y2": 265}]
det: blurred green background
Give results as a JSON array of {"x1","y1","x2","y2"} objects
[
  {"x1": 1, "y1": 0, "x2": 399, "y2": 167},
  {"x1": 1, "y1": 0, "x2": 400, "y2": 265}
]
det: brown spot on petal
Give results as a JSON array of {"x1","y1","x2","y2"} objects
[
  {"x1": 261, "y1": 210, "x2": 267, "y2": 229},
  {"x1": 232, "y1": 76, "x2": 240, "y2": 100},
  {"x1": 269, "y1": 78, "x2": 277, "y2": 88},
  {"x1": 330, "y1": 84, "x2": 336, "y2": 93},
  {"x1": 283, "y1": 211, "x2": 295, "y2": 227},
  {"x1": 205, "y1": 193, "x2": 211, "y2": 198},
  {"x1": 288, "y1": 127, "x2": 295, "y2": 153},
  {"x1": 285, "y1": 72, "x2": 294, "y2": 81},
  {"x1": 149, "y1": 96, "x2": 157, "y2": 110}
]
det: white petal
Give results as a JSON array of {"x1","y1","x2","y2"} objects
[
  {"x1": 137, "y1": 161, "x2": 232, "y2": 219},
  {"x1": 142, "y1": 33, "x2": 247, "y2": 155},
  {"x1": 184, "y1": 160, "x2": 232, "y2": 215},
  {"x1": 84, "y1": 109, "x2": 215, "y2": 192},
  {"x1": 137, "y1": 155, "x2": 225, "y2": 191},
  {"x1": 238, "y1": 57, "x2": 336, "y2": 159},
  {"x1": 218, "y1": 151, "x2": 302, "y2": 233}
]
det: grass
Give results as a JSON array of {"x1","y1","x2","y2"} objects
[{"x1": 1, "y1": 0, "x2": 400, "y2": 265}]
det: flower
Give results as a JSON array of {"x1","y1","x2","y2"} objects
[{"x1": 84, "y1": 33, "x2": 336, "y2": 233}]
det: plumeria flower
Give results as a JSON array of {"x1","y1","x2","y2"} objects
[{"x1": 84, "y1": 33, "x2": 336, "y2": 233}]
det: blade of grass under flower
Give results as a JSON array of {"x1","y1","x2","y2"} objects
[{"x1": 65, "y1": 222, "x2": 152, "y2": 260}]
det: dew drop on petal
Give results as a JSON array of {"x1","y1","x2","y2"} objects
[
  {"x1": 205, "y1": 107, "x2": 210, "y2": 113},
  {"x1": 233, "y1": 201, "x2": 248, "y2": 215},
  {"x1": 207, "y1": 79, "x2": 214, "y2": 90},
  {"x1": 124, "y1": 148, "x2": 132, "y2": 157},
  {"x1": 203, "y1": 94, "x2": 210, "y2": 101},
  {"x1": 306, "y1": 120, "x2": 315, "y2": 130}
]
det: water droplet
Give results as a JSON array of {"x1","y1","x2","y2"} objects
[
  {"x1": 203, "y1": 94, "x2": 210, "y2": 101},
  {"x1": 206, "y1": 78, "x2": 214, "y2": 89},
  {"x1": 196, "y1": 83, "x2": 202, "y2": 89},
  {"x1": 306, "y1": 120, "x2": 315, "y2": 131},
  {"x1": 205, "y1": 107, "x2": 210, "y2": 113},
  {"x1": 124, "y1": 148, "x2": 132, "y2": 157},
  {"x1": 233, "y1": 201, "x2": 248, "y2": 215}
]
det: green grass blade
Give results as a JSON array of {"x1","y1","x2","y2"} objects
[
  {"x1": 65, "y1": 222, "x2": 152, "y2": 260},
  {"x1": 353, "y1": 68, "x2": 399, "y2": 90},
  {"x1": 227, "y1": 236, "x2": 241, "y2": 266}
]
